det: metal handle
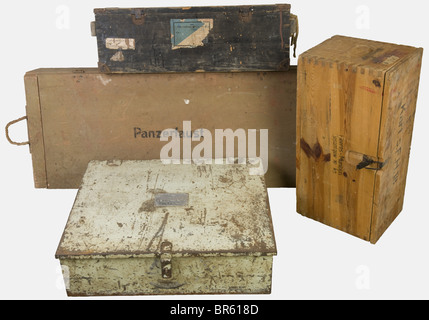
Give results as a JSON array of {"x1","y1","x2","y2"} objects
[
  {"x1": 290, "y1": 14, "x2": 299, "y2": 58},
  {"x1": 5, "y1": 116, "x2": 29, "y2": 146},
  {"x1": 90, "y1": 21, "x2": 96, "y2": 37}
]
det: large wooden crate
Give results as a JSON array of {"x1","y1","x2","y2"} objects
[
  {"x1": 12, "y1": 68, "x2": 297, "y2": 189},
  {"x1": 92, "y1": 5, "x2": 295, "y2": 73},
  {"x1": 296, "y1": 36, "x2": 423, "y2": 244}
]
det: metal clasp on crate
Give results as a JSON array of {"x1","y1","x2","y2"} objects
[
  {"x1": 131, "y1": 9, "x2": 146, "y2": 25},
  {"x1": 346, "y1": 151, "x2": 386, "y2": 171},
  {"x1": 357, "y1": 156, "x2": 386, "y2": 171},
  {"x1": 238, "y1": 6, "x2": 254, "y2": 22},
  {"x1": 290, "y1": 14, "x2": 299, "y2": 58},
  {"x1": 90, "y1": 21, "x2": 96, "y2": 37},
  {"x1": 160, "y1": 241, "x2": 173, "y2": 279}
]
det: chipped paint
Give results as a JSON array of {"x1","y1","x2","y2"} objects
[
  {"x1": 110, "y1": 51, "x2": 125, "y2": 62},
  {"x1": 56, "y1": 160, "x2": 276, "y2": 296},
  {"x1": 60, "y1": 255, "x2": 273, "y2": 296}
]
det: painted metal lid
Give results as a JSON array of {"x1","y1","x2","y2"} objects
[{"x1": 56, "y1": 160, "x2": 276, "y2": 259}]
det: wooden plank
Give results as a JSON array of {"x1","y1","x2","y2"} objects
[
  {"x1": 296, "y1": 56, "x2": 333, "y2": 227},
  {"x1": 370, "y1": 48, "x2": 423, "y2": 243},
  {"x1": 94, "y1": 5, "x2": 291, "y2": 73},
  {"x1": 24, "y1": 72, "x2": 47, "y2": 188}
]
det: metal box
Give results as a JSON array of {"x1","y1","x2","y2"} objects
[
  {"x1": 55, "y1": 160, "x2": 277, "y2": 296},
  {"x1": 297, "y1": 36, "x2": 423, "y2": 243},
  {"x1": 93, "y1": 5, "x2": 296, "y2": 73},
  {"x1": 8, "y1": 67, "x2": 297, "y2": 189}
]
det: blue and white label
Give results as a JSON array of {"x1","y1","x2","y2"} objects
[{"x1": 170, "y1": 19, "x2": 213, "y2": 50}]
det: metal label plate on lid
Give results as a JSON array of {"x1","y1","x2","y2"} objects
[{"x1": 155, "y1": 193, "x2": 189, "y2": 207}]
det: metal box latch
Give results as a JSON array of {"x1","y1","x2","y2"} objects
[
  {"x1": 160, "y1": 241, "x2": 173, "y2": 279},
  {"x1": 238, "y1": 6, "x2": 254, "y2": 22},
  {"x1": 346, "y1": 151, "x2": 386, "y2": 171},
  {"x1": 131, "y1": 9, "x2": 146, "y2": 25}
]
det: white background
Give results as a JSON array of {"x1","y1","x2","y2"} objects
[{"x1": 0, "y1": 0, "x2": 428, "y2": 300}]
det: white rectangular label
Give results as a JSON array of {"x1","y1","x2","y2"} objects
[{"x1": 105, "y1": 38, "x2": 136, "y2": 50}]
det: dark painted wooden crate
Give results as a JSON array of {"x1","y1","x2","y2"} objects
[{"x1": 93, "y1": 5, "x2": 293, "y2": 73}]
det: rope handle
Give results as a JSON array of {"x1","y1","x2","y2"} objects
[{"x1": 5, "y1": 116, "x2": 29, "y2": 146}]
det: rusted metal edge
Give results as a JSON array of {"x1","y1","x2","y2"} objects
[
  {"x1": 262, "y1": 177, "x2": 278, "y2": 255},
  {"x1": 56, "y1": 249, "x2": 277, "y2": 260},
  {"x1": 66, "y1": 288, "x2": 272, "y2": 297}
]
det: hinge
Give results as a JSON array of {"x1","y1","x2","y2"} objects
[
  {"x1": 238, "y1": 7, "x2": 254, "y2": 22},
  {"x1": 133, "y1": 9, "x2": 143, "y2": 19},
  {"x1": 90, "y1": 21, "x2": 96, "y2": 37},
  {"x1": 239, "y1": 6, "x2": 254, "y2": 16},
  {"x1": 160, "y1": 241, "x2": 173, "y2": 279}
]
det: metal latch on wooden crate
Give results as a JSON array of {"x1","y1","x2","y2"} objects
[
  {"x1": 131, "y1": 9, "x2": 146, "y2": 25},
  {"x1": 160, "y1": 241, "x2": 173, "y2": 279},
  {"x1": 346, "y1": 151, "x2": 386, "y2": 171},
  {"x1": 357, "y1": 156, "x2": 386, "y2": 171},
  {"x1": 238, "y1": 6, "x2": 254, "y2": 20},
  {"x1": 290, "y1": 14, "x2": 299, "y2": 58}
]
